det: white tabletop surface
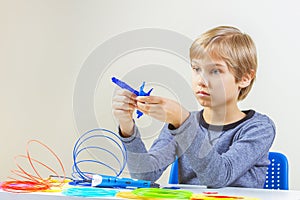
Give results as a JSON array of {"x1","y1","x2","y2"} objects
[
  {"x1": 1, "y1": 184, "x2": 300, "y2": 200},
  {"x1": 171, "y1": 184, "x2": 300, "y2": 200}
]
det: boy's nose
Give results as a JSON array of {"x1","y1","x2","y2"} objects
[{"x1": 197, "y1": 73, "x2": 208, "y2": 87}]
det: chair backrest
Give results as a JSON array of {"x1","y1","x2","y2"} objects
[
  {"x1": 168, "y1": 158, "x2": 179, "y2": 184},
  {"x1": 168, "y1": 152, "x2": 289, "y2": 190},
  {"x1": 263, "y1": 152, "x2": 289, "y2": 190}
]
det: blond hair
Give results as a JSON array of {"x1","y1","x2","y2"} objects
[{"x1": 190, "y1": 26, "x2": 257, "y2": 101}]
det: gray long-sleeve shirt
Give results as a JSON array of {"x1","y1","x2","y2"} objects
[{"x1": 120, "y1": 110, "x2": 276, "y2": 188}]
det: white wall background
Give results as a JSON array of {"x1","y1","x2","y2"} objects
[{"x1": 1, "y1": 0, "x2": 300, "y2": 189}]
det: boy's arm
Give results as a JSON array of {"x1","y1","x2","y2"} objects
[{"x1": 120, "y1": 124, "x2": 177, "y2": 182}]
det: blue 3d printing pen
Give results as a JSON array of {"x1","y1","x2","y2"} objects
[
  {"x1": 91, "y1": 175, "x2": 159, "y2": 188},
  {"x1": 111, "y1": 77, "x2": 153, "y2": 118}
]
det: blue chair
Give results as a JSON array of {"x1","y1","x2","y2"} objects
[
  {"x1": 264, "y1": 152, "x2": 289, "y2": 190},
  {"x1": 169, "y1": 152, "x2": 289, "y2": 190},
  {"x1": 168, "y1": 157, "x2": 179, "y2": 184}
]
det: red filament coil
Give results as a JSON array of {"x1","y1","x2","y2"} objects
[{"x1": 1, "y1": 140, "x2": 66, "y2": 193}]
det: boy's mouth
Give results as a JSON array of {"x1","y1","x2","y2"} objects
[{"x1": 197, "y1": 91, "x2": 210, "y2": 96}]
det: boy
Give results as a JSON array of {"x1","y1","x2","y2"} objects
[{"x1": 112, "y1": 26, "x2": 275, "y2": 188}]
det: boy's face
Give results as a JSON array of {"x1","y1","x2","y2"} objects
[{"x1": 191, "y1": 57, "x2": 241, "y2": 109}]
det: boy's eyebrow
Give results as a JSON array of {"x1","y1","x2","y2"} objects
[
  {"x1": 191, "y1": 60, "x2": 225, "y2": 68},
  {"x1": 206, "y1": 63, "x2": 226, "y2": 68}
]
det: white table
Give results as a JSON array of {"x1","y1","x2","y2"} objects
[
  {"x1": 171, "y1": 184, "x2": 300, "y2": 200},
  {"x1": 1, "y1": 184, "x2": 300, "y2": 200}
]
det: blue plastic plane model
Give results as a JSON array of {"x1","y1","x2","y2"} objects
[{"x1": 111, "y1": 77, "x2": 153, "y2": 118}]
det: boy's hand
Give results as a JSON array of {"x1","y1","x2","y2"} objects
[
  {"x1": 136, "y1": 96, "x2": 190, "y2": 128},
  {"x1": 112, "y1": 89, "x2": 137, "y2": 137}
]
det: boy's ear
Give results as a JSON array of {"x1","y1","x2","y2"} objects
[{"x1": 238, "y1": 70, "x2": 255, "y2": 88}]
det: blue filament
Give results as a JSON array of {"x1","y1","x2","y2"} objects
[
  {"x1": 72, "y1": 128, "x2": 127, "y2": 182},
  {"x1": 62, "y1": 187, "x2": 118, "y2": 197}
]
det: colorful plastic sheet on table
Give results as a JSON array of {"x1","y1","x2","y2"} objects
[
  {"x1": 115, "y1": 188, "x2": 260, "y2": 200},
  {"x1": 116, "y1": 188, "x2": 193, "y2": 199},
  {"x1": 62, "y1": 186, "x2": 119, "y2": 198}
]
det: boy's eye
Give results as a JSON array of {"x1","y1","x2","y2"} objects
[
  {"x1": 193, "y1": 68, "x2": 200, "y2": 73},
  {"x1": 211, "y1": 69, "x2": 220, "y2": 74},
  {"x1": 191, "y1": 66, "x2": 201, "y2": 72}
]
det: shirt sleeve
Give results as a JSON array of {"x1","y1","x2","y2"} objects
[{"x1": 119, "y1": 124, "x2": 177, "y2": 182}]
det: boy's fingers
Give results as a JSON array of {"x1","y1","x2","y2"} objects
[
  {"x1": 136, "y1": 101, "x2": 150, "y2": 112},
  {"x1": 115, "y1": 89, "x2": 137, "y2": 99},
  {"x1": 113, "y1": 95, "x2": 136, "y2": 106},
  {"x1": 136, "y1": 96, "x2": 162, "y2": 104}
]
